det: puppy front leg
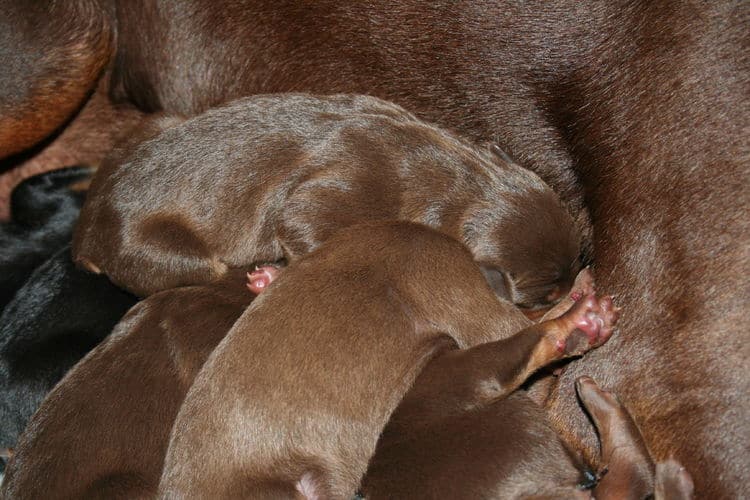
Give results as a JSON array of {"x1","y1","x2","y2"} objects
[
  {"x1": 539, "y1": 267, "x2": 596, "y2": 322},
  {"x1": 576, "y1": 376, "x2": 655, "y2": 500},
  {"x1": 394, "y1": 294, "x2": 618, "y2": 423},
  {"x1": 576, "y1": 378, "x2": 694, "y2": 500}
]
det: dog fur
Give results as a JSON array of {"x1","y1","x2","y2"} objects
[
  {"x1": 158, "y1": 221, "x2": 614, "y2": 498},
  {"x1": 1, "y1": 1, "x2": 747, "y2": 495}
]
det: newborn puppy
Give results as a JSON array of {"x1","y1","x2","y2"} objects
[
  {"x1": 250, "y1": 258, "x2": 654, "y2": 498},
  {"x1": 1, "y1": 270, "x2": 251, "y2": 499},
  {"x1": 73, "y1": 94, "x2": 581, "y2": 310},
  {"x1": 0, "y1": 245, "x2": 136, "y2": 456},
  {"x1": 364, "y1": 363, "x2": 687, "y2": 499},
  {"x1": 364, "y1": 374, "x2": 663, "y2": 499},
  {"x1": 0, "y1": 166, "x2": 92, "y2": 309},
  {"x1": 158, "y1": 221, "x2": 610, "y2": 498}
]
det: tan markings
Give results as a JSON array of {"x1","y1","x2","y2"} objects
[{"x1": 0, "y1": 3, "x2": 115, "y2": 158}]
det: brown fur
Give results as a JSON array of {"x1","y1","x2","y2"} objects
[
  {"x1": 363, "y1": 358, "x2": 691, "y2": 500},
  {"x1": 108, "y1": 5, "x2": 747, "y2": 497},
  {"x1": 73, "y1": 94, "x2": 581, "y2": 310},
  {"x1": 0, "y1": 0, "x2": 113, "y2": 159},
  {"x1": 0, "y1": 271, "x2": 252, "y2": 499},
  {"x1": 242, "y1": 263, "x2": 658, "y2": 499},
  {"x1": 364, "y1": 372, "x2": 665, "y2": 500},
  {"x1": 361, "y1": 292, "x2": 618, "y2": 500},
  {"x1": 2, "y1": 1, "x2": 747, "y2": 495},
  {"x1": 158, "y1": 221, "x2": 610, "y2": 498},
  {"x1": 655, "y1": 459, "x2": 695, "y2": 500}
]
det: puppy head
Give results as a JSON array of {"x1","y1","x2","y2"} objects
[{"x1": 463, "y1": 190, "x2": 582, "y2": 310}]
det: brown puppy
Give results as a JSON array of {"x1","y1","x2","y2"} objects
[
  {"x1": 106, "y1": 6, "x2": 745, "y2": 498},
  {"x1": 0, "y1": 270, "x2": 252, "y2": 499},
  {"x1": 158, "y1": 221, "x2": 614, "y2": 498},
  {"x1": 73, "y1": 94, "x2": 581, "y2": 310},
  {"x1": 250, "y1": 262, "x2": 673, "y2": 499},
  {"x1": 3, "y1": 2, "x2": 746, "y2": 496},
  {"x1": 364, "y1": 374, "x2": 684, "y2": 500}
]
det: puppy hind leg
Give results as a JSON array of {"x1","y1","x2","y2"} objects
[
  {"x1": 276, "y1": 170, "x2": 398, "y2": 261},
  {"x1": 397, "y1": 294, "x2": 619, "y2": 420},
  {"x1": 131, "y1": 213, "x2": 227, "y2": 293}
]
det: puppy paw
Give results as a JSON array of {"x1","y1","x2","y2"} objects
[
  {"x1": 554, "y1": 293, "x2": 619, "y2": 355},
  {"x1": 575, "y1": 376, "x2": 621, "y2": 416},
  {"x1": 246, "y1": 264, "x2": 282, "y2": 294},
  {"x1": 538, "y1": 267, "x2": 596, "y2": 322}
]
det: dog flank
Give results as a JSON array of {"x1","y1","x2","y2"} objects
[{"x1": 0, "y1": 0, "x2": 113, "y2": 159}]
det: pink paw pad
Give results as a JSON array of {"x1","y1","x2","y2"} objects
[
  {"x1": 558, "y1": 294, "x2": 619, "y2": 354},
  {"x1": 246, "y1": 265, "x2": 281, "y2": 295},
  {"x1": 574, "y1": 295, "x2": 617, "y2": 344}
]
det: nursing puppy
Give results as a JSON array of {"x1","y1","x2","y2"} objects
[
  {"x1": 1, "y1": 270, "x2": 251, "y2": 499},
  {"x1": 364, "y1": 374, "x2": 676, "y2": 500},
  {"x1": 0, "y1": 245, "x2": 136, "y2": 455},
  {"x1": 249, "y1": 258, "x2": 679, "y2": 499},
  {"x1": 73, "y1": 94, "x2": 581, "y2": 310},
  {"x1": 159, "y1": 221, "x2": 614, "y2": 498},
  {"x1": 0, "y1": 166, "x2": 92, "y2": 310}
]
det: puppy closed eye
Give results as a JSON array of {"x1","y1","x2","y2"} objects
[{"x1": 479, "y1": 266, "x2": 513, "y2": 302}]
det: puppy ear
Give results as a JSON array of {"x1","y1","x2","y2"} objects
[
  {"x1": 488, "y1": 143, "x2": 518, "y2": 165},
  {"x1": 479, "y1": 266, "x2": 518, "y2": 303}
]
